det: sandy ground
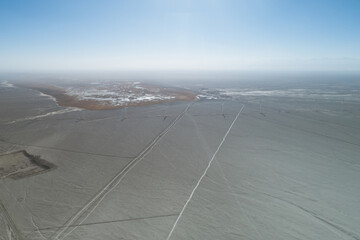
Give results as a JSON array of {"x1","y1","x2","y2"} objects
[{"x1": 0, "y1": 80, "x2": 359, "y2": 240}]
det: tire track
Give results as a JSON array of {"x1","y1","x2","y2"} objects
[
  {"x1": 166, "y1": 104, "x2": 245, "y2": 240},
  {"x1": 49, "y1": 103, "x2": 192, "y2": 240}
]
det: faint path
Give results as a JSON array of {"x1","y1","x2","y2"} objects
[
  {"x1": 0, "y1": 200, "x2": 24, "y2": 240},
  {"x1": 38, "y1": 213, "x2": 178, "y2": 231},
  {"x1": 249, "y1": 114, "x2": 360, "y2": 147},
  {"x1": 166, "y1": 104, "x2": 245, "y2": 240},
  {"x1": 49, "y1": 103, "x2": 193, "y2": 240},
  {"x1": 0, "y1": 139, "x2": 134, "y2": 159},
  {"x1": 187, "y1": 104, "x2": 264, "y2": 239},
  {"x1": 214, "y1": 158, "x2": 265, "y2": 240}
]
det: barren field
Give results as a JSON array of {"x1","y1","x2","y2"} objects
[{"x1": 0, "y1": 79, "x2": 359, "y2": 240}]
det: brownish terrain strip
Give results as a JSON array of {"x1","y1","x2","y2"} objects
[{"x1": 15, "y1": 82, "x2": 197, "y2": 110}]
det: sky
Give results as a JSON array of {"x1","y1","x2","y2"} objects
[{"x1": 0, "y1": 0, "x2": 359, "y2": 72}]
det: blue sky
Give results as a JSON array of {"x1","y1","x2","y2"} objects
[{"x1": 0, "y1": 0, "x2": 359, "y2": 71}]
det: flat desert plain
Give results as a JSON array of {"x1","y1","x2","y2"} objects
[{"x1": 0, "y1": 79, "x2": 359, "y2": 240}]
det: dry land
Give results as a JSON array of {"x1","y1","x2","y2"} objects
[
  {"x1": 0, "y1": 79, "x2": 359, "y2": 240},
  {"x1": 0, "y1": 150, "x2": 55, "y2": 180}
]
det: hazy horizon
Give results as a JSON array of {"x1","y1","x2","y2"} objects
[
  {"x1": 1, "y1": 0, "x2": 359, "y2": 72},
  {"x1": 1, "y1": 2, "x2": 360, "y2": 239}
]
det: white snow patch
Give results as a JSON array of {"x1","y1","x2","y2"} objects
[
  {"x1": 65, "y1": 83, "x2": 175, "y2": 107},
  {"x1": 38, "y1": 92, "x2": 57, "y2": 103},
  {"x1": 0, "y1": 81, "x2": 14, "y2": 88},
  {"x1": 7, "y1": 108, "x2": 82, "y2": 124},
  {"x1": 199, "y1": 88, "x2": 360, "y2": 101}
]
